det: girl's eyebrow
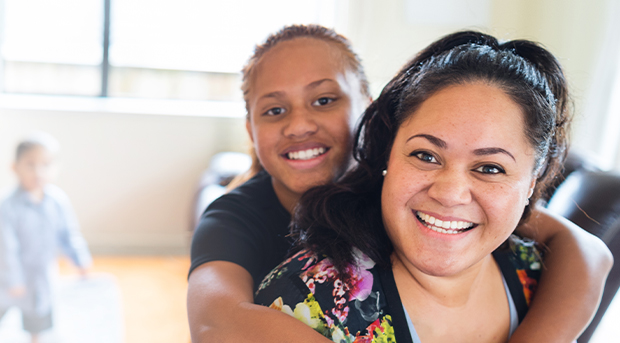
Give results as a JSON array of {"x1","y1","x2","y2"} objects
[
  {"x1": 259, "y1": 91, "x2": 285, "y2": 101},
  {"x1": 306, "y1": 78, "x2": 336, "y2": 90},
  {"x1": 406, "y1": 134, "x2": 516, "y2": 161},
  {"x1": 258, "y1": 79, "x2": 336, "y2": 101}
]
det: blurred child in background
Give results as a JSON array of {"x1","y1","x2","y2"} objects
[{"x1": 0, "y1": 132, "x2": 92, "y2": 343}]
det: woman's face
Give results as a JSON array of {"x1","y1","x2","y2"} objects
[
  {"x1": 246, "y1": 38, "x2": 366, "y2": 209},
  {"x1": 381, "y1": 82, "x2": 537, "y2": 277}
]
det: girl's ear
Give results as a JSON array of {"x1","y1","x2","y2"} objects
[{"x1": 245, "y1": 119, "x2": 254, "y2": 143}]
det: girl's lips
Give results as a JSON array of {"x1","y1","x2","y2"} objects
[
  {"x1": 284, "y1": 147, "x2": 328, "y2": 161},
  {"x1": 280, "y1": 145, "x2": 331, "y2": 170},
  {"x1": 281, "y1": 142, "x2": 329, "y2": 155}
]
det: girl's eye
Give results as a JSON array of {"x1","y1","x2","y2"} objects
[
  {"x1": 264, "y1": 107, "x2": 286, "y2": 116},
  {"x1": 412, "y1": 151, "x2": 438, "y2": 164},
  {"x1": 475, "y1": 165, "x2": 505, "y2": 174},
  {"x1": 312, "y1": 97, "x2": 335, "y2": 106}
]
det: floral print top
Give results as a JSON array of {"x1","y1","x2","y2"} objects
[{"x1": 255, "y1": 234, "x2": 542, "y2": 343}]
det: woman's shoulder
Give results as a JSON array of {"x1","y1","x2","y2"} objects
[
  {"x1": 495, "y1": 234, "x2": 543, "y2": 271},
  {"x1": 255, "y1": 248, "x2": 396, "y2": 342},
  {"x1": 494, "y1": 234, "x2": 543, "y2": 309}
]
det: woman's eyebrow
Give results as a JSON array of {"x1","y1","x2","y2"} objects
[
  {"x1": 474, "y1": 147, "x2": 516, "y2": 161},
  {"x1": 406, "y1": 134, "x2": 516, "y2": 161},
  {"x1": 406, "y1": 134, "x2": 447, "y2": 149}
]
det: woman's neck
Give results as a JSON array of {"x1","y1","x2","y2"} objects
[
  {"x1": 392, "y1": 252, "x2": 496, "y2": 307},
  {"x1": 392, "y1": 252, "x2": 510, "y2": 342}
]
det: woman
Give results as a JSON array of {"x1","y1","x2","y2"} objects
[
  {"x1": 255, "y1": 31, "x2": 599, "y2": 342},
  {"x1": 187, "y1": 26, "x2": 612, "y2": 342}
]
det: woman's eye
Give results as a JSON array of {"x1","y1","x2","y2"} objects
[
  {"x1": 412, "y1": 151, "x2": 438, "y2": 163},
  {"x1": 312, "y1": 97, "x2": 335, "y2": 106},
  {"x1": 264, "y1": 107, "x2": 286, "y2": 116},
  {"x1": 475, "y1": 165, "x2": 505, "y2": 174}
]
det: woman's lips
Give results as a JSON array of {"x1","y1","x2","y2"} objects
[{"x1": 415, "y1": 211, "x2": 477, "y2": 235}]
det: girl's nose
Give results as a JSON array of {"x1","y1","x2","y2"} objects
[{"x1": 282, "y1": 109, "x2": 319, "y2": 139}]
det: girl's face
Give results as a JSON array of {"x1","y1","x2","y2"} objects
[
  {"x1": 246, "y1": 38, "x2": 366, "y2": 210},
  {"x1": 381, "y1": 82, "x2": 537, "y2": 277}
]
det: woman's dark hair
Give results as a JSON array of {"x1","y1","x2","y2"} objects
[{"x1": 291, "y1": 30, "x2": 572, "y2": 272}]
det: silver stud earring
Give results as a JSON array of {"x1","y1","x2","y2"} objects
[
  {"x1": 382, "y1": 169, "x2": 387, "y2": 176},
  {"x1": 525, "y1": 198, "x2": 530, "y2": 206}
]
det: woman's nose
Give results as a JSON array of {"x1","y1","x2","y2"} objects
[
  {"x1": 427, "y1": 168, "x2": 472, "y2": 207},
  {"x1": 282, "y1": 109, "x2": 319, "y2": 139}
]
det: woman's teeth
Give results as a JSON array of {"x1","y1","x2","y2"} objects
[
  {"x1": 416, "y1": 211, "x2": 475, "y2": 235},
  {"x1": 287, "y1": 147, "x2": 326, "y2": 160}
]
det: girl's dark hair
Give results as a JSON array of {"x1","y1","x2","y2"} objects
[
  {"x1": 241, "y1": 24, "x2": 370, "y2": 114},
  {"x1": 291, "y1": 31, "x2": 572, "y2": 272}
]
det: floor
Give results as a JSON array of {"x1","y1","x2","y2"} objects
[{"x1": 59, "y1": 255, "x2": 191, "y2": 343}]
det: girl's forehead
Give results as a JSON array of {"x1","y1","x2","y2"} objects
[{"x1": 254, "y1": 39, "x2": 349, "y2": 80}]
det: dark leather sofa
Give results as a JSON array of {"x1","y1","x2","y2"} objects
[{"x1": 546, "y1": 152, "x2": 620, "y2": 342}]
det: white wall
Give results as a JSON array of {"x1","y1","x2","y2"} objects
[{"x1": 0, "y1": 99, "x2": 248, "y2": 254}]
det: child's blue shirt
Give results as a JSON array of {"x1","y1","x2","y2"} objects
[{"x1": 0, "y1": 184, "x2": 92, "y2": 315}]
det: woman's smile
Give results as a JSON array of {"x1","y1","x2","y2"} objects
[{"x1": 414, "y1": 210, "x2": 476, "y2": 235}]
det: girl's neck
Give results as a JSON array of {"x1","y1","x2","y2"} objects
[{"x1": 271, "y1": 178, "x2": 301, "y2": 214}]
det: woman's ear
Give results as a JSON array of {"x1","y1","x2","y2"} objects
[{"x1": 527, "y1": 178, "x2": 536, "y2": 199}]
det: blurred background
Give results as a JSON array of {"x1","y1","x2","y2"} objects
[{"x1": 0, "y1": 0, "x2": 619, "y2": 342}]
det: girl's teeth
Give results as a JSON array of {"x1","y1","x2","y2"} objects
[
  {"x1": 415, "y1": 211, "x2": 474, "y2": 235},
  {"x1": 287, "y1": 147, "x2": 326, "y2": 160}
]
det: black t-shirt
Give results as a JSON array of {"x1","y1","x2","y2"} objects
[{"x1": 189, "y1": 170, "x2": 292, "y2": 290}]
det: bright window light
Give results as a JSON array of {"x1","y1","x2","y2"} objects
[
  {"x1": 110, "y1": 0, "x2": 337, "y2": 73},
  {"x1": 0, "y1": 0, "x2": 338, "y2": 99}
]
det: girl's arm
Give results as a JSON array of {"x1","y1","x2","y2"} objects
[
  {"x1": 509, "y1": 206, "x2": 613, "y2": 343},
  {"x1": 187, "y1": 261, "x2": 332, "y2": 343}
]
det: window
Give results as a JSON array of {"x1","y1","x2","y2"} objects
[{"x1": 0, "y1": 0, "x2": 338, "y2": 101}]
